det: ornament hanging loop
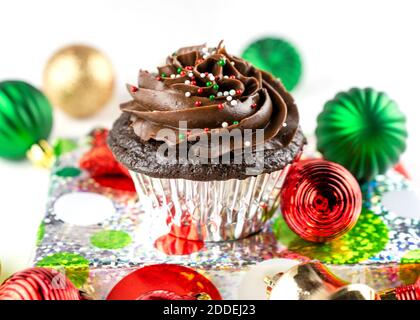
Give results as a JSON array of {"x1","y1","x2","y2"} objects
[{"x1": 26, "y1": 140, "x2": 55, "y2": 169}]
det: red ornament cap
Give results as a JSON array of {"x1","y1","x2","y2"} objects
[
  {"x1": 106, "y1": 264, "x2": 221, "y2": 300},
  {"x1": 0, "y1": 268, "x2": 81, "y2": 300},
  {"x1": 280, "y1": 159, "x2": 362, "y2": 242}
]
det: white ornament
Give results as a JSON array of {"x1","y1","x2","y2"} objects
[{"x1": 237, "y1": 259, "x2": 300, "y2": 300}]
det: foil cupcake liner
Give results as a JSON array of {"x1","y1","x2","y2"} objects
[{"x1": 130, "y1": 167, "x2": 291, "y2": 242}]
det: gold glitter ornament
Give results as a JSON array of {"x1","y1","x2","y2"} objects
[{"x1": 43, "y1": 44, "x2": 115, "y2": 118}]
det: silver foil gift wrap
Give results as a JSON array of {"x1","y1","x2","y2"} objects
[{"x1": 130, "y1": 167, "x2": 291, "y2": 242}]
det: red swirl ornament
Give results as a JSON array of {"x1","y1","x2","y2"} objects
[
  {"x1": 0, "y1": 267, "x2": 81, "y2": 300},
  {"x1": 280, "y1": 159, "x2": 362, "y2": 242},
  {"x1": 107, "y1": 264, "x2": 221, "y2": 300}
]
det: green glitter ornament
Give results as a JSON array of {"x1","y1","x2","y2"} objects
[
  {"x1": 241, "y1": 37, "x2": 302, "y2": 91},
  {"x1": 90, "y1": 230, "x2": 132, "y2": 250},
  {"x1": 0, "y1": 80, "x2": 53, "y2": 160},
  {"x1": 273, "y1": 208, "x2": 389, "y2": 264},
  {"x1": 36, "y1": 252, "x2": 89, "y2": 288},
  {"x1": 316, "y1": 88, "x2": 407, "y2": 181}
]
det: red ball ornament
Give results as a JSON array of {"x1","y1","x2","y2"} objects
[
  {"x1": 0, "y1": 268, "x2": 81, "y2": 300},
  {"x1": 106, "y1": 264, "x2": 221, "y2": 300},
  {"x1": 280, "y1": 159, "x2": 362, "y2": 243}
]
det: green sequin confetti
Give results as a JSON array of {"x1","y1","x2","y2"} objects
[
  {"x1": 90, "y1": 230, "x2": 132, "y2": 250},
  {"x1": 36, "y1": 222, "x2": 45, "y2": 246},
  {"x1": 402, "y1": 249, "x2": 420, "y2": 264},
  {"x1": 55, "y1": 166, "x2": 81, "y2": 178},
  {"x1": 399, "y1": 249, "x2": 420, "y2": 284},
  {"x1": 241, "y1": 37, "x2": 302, "y2": 91},
  {"x1": 36, "y1": 252, "x2": 89, "y2": 288},
  {"x1": 274, "y1": 208, "x2": 389, "y2": 264}
]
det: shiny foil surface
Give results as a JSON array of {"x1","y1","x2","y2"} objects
[
  {"x1": 130, "y1": 168, "x2": 290, "y2": 242},
  {"x1": 31, "y1": 135, "x2": 420, "y2": 299}
]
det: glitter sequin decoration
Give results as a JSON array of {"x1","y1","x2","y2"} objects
[
  {"x1": 55, "y1": 166, "x2": 82, "y2": 178},
  {"x1": 274, "y1": 208, "x2": 389, "y2": 264},
  {"x1": 399, "y1": 249, "x2": 420, "y2": 284},
  {"x1": 32, "y1": 135, "x2": 420, "y2": 299},
  {"x1": 90, "y1": 230, "x2": 132, "y2": 250},
  {"x1": 36, "y1": 222, "x2": 45, "y2": 246},
  {"x1": 35, "y1": 252, "x2": 89, "y2": 288}
]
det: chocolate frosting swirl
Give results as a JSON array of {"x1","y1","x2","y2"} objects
[{"x1": 121, "y1": 41, "x2": 299, "y2": 155}]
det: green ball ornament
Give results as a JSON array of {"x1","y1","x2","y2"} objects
[
  {"x1": 0, "y1": 80, "x2": 53, "y2": 160},
  {"x1": 241, "y1": 37, "x2": 302, "y2": 91},
  {"x1": 316, "y1": 88, "x2": 407, "y2": 181}
]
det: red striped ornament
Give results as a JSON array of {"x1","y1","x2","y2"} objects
[
  {"x1": 280, "y1": 159, "x2": 362, "y2": 243},
  {"x1": 0, "y1": 267, "x2": 81, "y2": 300}
]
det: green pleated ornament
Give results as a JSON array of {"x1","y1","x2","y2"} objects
[
  {"x1": 316, "y1": 88, "x2": 407, "y2": 181},
  {"x1": 241, "y1": 37, "x2": 302, "y2": 91},
  {"x1": 0, "y1": 80, "x2": 53, "y2": 163}
]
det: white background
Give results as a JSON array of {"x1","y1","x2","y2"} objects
[{"x1": 1, "y1": 0, "x2": 420, "y2": 282}]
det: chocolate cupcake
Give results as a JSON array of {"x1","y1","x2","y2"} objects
[{"x1": 109, "y1": 42, "x2": 305, "y2": 241}]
